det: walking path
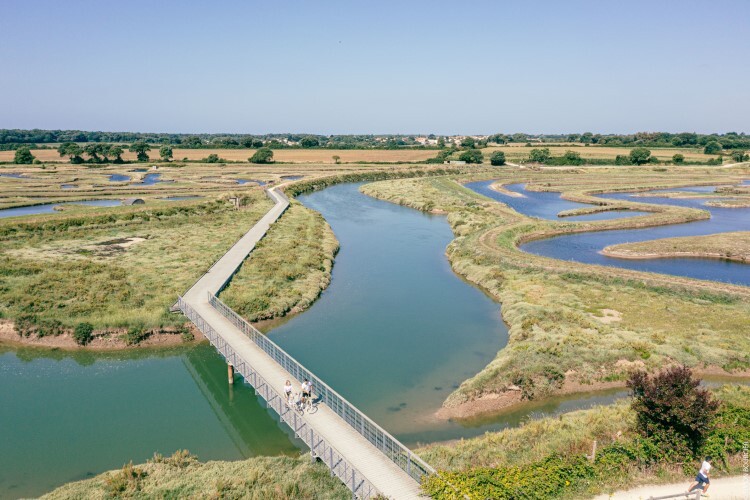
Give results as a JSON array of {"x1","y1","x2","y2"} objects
[
  {"x1": 179, "y1": 187, "x2": 426, "y2": 499},
  {"x1": 592, "y1": 475, "x2": 748, "y2": 500}
]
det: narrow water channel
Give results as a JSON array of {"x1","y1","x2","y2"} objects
[{"x1": 466, "y1": 180, "x2": 750, "y2": 286}]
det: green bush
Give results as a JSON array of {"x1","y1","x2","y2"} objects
[
  {"x1": 73, "y1": 322, "x2": 94, "y2": 345},
  {"x1": 204, "y1": 153, "x2": 222, "y2": 163},
  {"x1": 629, "y1": 147, "x2": 651, "y2": 165},
  {"x1": 490, "y1": 151, "x2": 506, "y2": 166},
  {"x1": 124, "y1": 325, "x2": 149, "y2": 345},
  {"x1": 14, "y1": 146, "x2": 35, "y2": 164},
  {"x1": 249, "y1": 147, "x2": 274, "y2": 164},
  {"x1": 458, "y1": 149, "x2": 483, "y2": 164},
  {"x1": 672, "y1": 153, "x2": 685, "y2": 164},
  {"x1": 704, "y1": 141, "x2": 722, "y2": 154},
  {"x1": 627, "y1": 366, "x2": 719, "y2": 460}
]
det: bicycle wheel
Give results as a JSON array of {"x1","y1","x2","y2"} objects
[{"x1": 307, "y1": 402, "x2": 318, "y2": 414}]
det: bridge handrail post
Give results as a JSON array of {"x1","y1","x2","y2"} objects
[{"x1": 205, "y1": 291, "x2": 436, "y2": 483}]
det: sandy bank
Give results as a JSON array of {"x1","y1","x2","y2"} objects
[{"x1": 0, "y1": 320, "x2": 203, "y2": 350}]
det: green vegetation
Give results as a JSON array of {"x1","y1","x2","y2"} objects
[
  {"x1": 490, "y1": 151, "x2": 506, "y2": 166},
  {"x1": 458, "y1": 149, "x2": 483, "y2": 164},
  {"x1": 0, "y1": 195, "x2": 274, "y2": 333},
  {"x1": 628, "y1": 366, "x2": 718, "y2": 459},
  {"x1": 221, "y1": 202, "x2": 338, "y2": 322},
  {"x1": 204, "y1": 153, "x2": 223, "y2": 163},
  {"x1": 629, "y1": 147, "x2": 652, "y2": 165},
  {"x1": 673, "y1": 153, "x2": 685, "y2": 164},
  {"x1": 419, "y1": 384, "x2": 750, "y2": 499},
  {"x1": 14, "y1": 146, "x2": 34, "y2": 164},
  {"x1": 73, "y1": 322, "x2": 94, "y2": 345},
  {"x1": 250, "y1": 147, "x2": 274, "y2": 163},
  {"x1": 41, "y1": 451, "x2": 349, "y2": 499},
  {"x1": 129, "y1": 141, "x2": 151, "y2": 162},
  {"x1": 704, "y1": 140, "x2": 722, "y2": 154},
  {"x1": 159, "y1": 145, "x2": 173, "y2": 161},
  {"x1": 603, "y1": 231, "x2": 750, "y2": 263}
]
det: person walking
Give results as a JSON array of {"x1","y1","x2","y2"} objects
[
  {"x1": 687, "y1": 456, "x2": 712, "y2": 495},
  {"x1": 283, "y1": 380, "x2": 293, "y2": 406}
]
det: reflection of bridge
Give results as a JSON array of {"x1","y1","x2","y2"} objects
[{"x1": 178, "y1": 188, "x2": 432, "y2": 499}]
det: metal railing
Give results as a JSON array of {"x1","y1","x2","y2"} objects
[
  {"x1": 207, "y1": 291, "x2": 436, "y2": 484},
  {"x1": 178, "y1": 297, "x2": 378, "y2": 499}
]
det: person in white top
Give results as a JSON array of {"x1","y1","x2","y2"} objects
[
  {"x1": 301, "y1": 379, "x2": 312, "y2": 405},
  {"x1": 283, "y1": 380, "x2": 293, "y2": 405},
  {"x1": 688, "y1": 456, "x2": 712, "y2": 494}
]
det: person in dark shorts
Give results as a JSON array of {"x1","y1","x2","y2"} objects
[
  {"x1": 301, "y1": 379, "x2": 312, "y2": 405},
  {"x1": 687, "y1": 456, "x2": 712, "y2": 495}
]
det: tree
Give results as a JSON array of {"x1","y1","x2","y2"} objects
[
  {"x1": 615, "y1": 155, "x2": 631, "y2": 165},
  {"x1": 109, "y1": 145, "x2": 124, "y2": 163},
  {"x1": 203, "y1": 153, "x2": 221, "y2": 163},
  {"x1": 627, "y1": 366, "x2": 719, "y2": 459},
  {"x1": 332, "y1": 155, "x2": 341, "y2": 164},
  {"x1": 562, "y1": 150, "x2": 583, "y2": 165},
  {"x1": 73, "y1": 322, "x2": 94, "y2": 345},
  {"x1": 249, "y1": 147, "x2": 273, "y2": 164},
  {"x1": 437, "y1": 137, "x2": 446, "y2": 148},
  {"x1": 629, "y1": 147, "x2": 652, "y2": 165},
  {"x1": 159, "y1": 145, "x2": 173, "y2": 162},
  {"x1": 14, "y1": 146, "x2": 34, "y2": 164},
  {"x1": 129, "y1": 142, "x2": 151, "y2": 162},
  {"x1": 84, "y1": 143, "x2": 108, "y2": 163},
  {"x1": 490, "y1": 151, "x2": 506, "y2": 166},
  {"x1": 529, "y1": 148, "x2": 551, "y2": 163},
  {"x1": 300, "y1": 136, "x2": 319, "y2": 148},
  {"x1": 704, "y1": 141, "x2": 722, "y2": 154},
  {"x1": 730, "y1": 150, "x2": 749, "y2": 163},
  {"x1": 460, "y1": 137, "x2": 475, "y2": 148},
  {"x1": 672, "y1": 153, "x2": 685, "y2": 164},
  {"x1": 57, "y1": 142, "x2": 84, "y2": 163},
  {"x1": 459, "y1": 149, "x2": 483, "y2": 164}
]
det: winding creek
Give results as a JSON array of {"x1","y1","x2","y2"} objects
[{"x1": 467, "y1": 180, "x2": 750, "y2": 286}]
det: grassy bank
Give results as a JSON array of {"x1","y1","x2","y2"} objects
[
  {"x1": 417, "y1": 385, "x2": 750, "y2": 499},
  {"x1": 360, "y1": 169, "x2": 750, "y2": 415},
  {"x1": 220, "y1": 201, "x2": 339, "y2": 322},
  {"x1": 0, "y1": 194, "x2": 274, "y2": 339},
  {"x1": 41, "y1": 451, "x2": 350, "y2": 499},
  {"x1": 603, "y1": 231, "x2": 750, "y2": 263}
]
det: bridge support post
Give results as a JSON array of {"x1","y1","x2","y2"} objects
[{"x1": 227, "y1": 363, "x2": 234, "y2": 385}]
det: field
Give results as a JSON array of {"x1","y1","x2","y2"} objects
[
  {"x1": 0, "y1": 148, "x2": 440, "y2": 164},
  {"x1": 360, "y1": 164, "x2": 750, "y2": 417}
]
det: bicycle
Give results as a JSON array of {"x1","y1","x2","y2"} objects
[{"x1": 294, "y1": 393, "x2": 318, "y2": 415}]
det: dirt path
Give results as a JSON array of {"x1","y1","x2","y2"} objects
[{"x1": 591, "y1": 475, "x2": 748, "y2": 499}]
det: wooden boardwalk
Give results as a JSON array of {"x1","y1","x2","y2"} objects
[{"x1": 179, "y1": 187, "x2": 429, "y2": 499}]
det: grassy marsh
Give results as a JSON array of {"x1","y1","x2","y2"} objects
[{"x1": 360, "y1": 167, "x2": 750, "y2": 414}]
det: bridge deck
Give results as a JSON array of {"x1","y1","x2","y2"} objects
[{"x1": 181, "y1": 188, "x2": 424, "y2": 499}]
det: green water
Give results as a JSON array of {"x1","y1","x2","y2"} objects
[{"x1": 0, "y1": 345, "x2": 298, "y2": 498}]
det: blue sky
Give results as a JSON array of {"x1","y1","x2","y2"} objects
[{"x1": 1, "y1": 0, "x2": 748, "y2": 134}]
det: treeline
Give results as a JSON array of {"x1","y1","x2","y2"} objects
[
  {"x1": 3, "y1": 129, "x2": 749, "y2": 151},
  {"x1": 0, "y1": 130, "x2": 442, "y2": 150}
]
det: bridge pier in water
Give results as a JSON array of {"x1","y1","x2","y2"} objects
[{"x1": 227, "y1": 363, "x2": 234, "y2": 385}]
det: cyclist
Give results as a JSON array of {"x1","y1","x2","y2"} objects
[
  {"x1": 283, "y1": 380, "x2": 293, "y2": 405},
  {"x1": 301, "y1": 379, "x2": 312, "y2": 406}
]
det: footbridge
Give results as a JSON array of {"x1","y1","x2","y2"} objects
[{"x1": 178, "y1": 187, "x2": 434, "y2": 498}]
